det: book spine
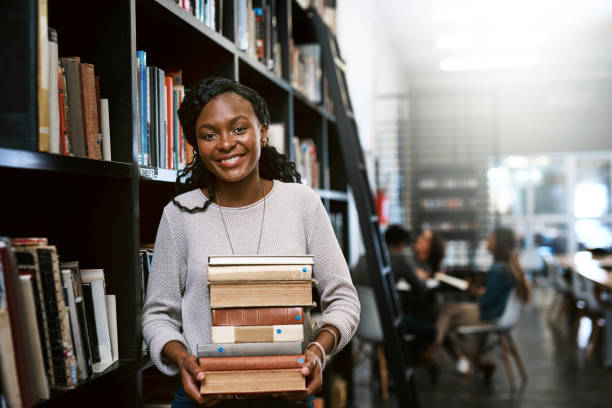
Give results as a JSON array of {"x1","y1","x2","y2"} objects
[
  {"x1": 75, "y1": 296, "x2": 94, "y2": 377},
  {"x1": 207, "y1": 264, "x2": 312, "y2": 281},
  {"x1": 60, "y1": 58, "x2": 86, "y2": 157},
  {"x1": 0, "y1": 309, "x2": 22, "y2": 408},
  {"x1": 80, "y1": 63, "x2": 102, "y2": 159},
  {"x1": 100, "y1": 99, "x2": 111, "y2": 161},
  {"x1": 81, "y1": 283, "x2": 100, "y2": 364},
  {"x1": 200, "y1": 369, "x2": 305, "y2": 395},
  {"x1": 61, "y1": 270, "x2": 87, "y2": 381},
  {"x1": 211, "y1": 324, "x2": 304, "y2": 343},
  {"x1": 212, "y1": 307, "x2": 304, "y2": 326},
  {"x1": 199, "y1": 354, "x2": 304, "y2": 371},
  {"x1": 140, "y1": 51, "x2": 149, "y2": 166},
  {"x1": 38, "y1": 0, "x2": 50, "y2": 152},
  {"x1": 209, "y1": 281, "x2": 313, "y2": 308},
  {"x1": 197, "y1": 341, "x2": 303, "y2": 357},
  {"x1": 57, "y1": 62, "x2": 69, "y2": 155},
  {"x1": 48, "y1": 28, "x2": 59, "y2": 154},
  {"x1": 106, "y1": 295, "x2": 118, "y2": 362},
  {"x1": 165, "y1": 75, "x2": 173, "y2": 169},
  {"x1": 87, "y1": 279, "x2": 112, "y2": 372},
  {"x1": 37, "y1": 247, "x2": 78, "y2": 388}
]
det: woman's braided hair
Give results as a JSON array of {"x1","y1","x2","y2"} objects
[{"x1": 172, "y1": 77, "x2": 301, "y2": 213}]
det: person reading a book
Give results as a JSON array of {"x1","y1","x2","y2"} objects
[
  {"x1": 142, "y1": 77, "x2": 360, "y2": 408},
  {"x1": 413, "y1": 229, "x2": 446, "y2": 280},
  {"x1": 430, "y1": 227, "x2": 531, "y2": 376}
]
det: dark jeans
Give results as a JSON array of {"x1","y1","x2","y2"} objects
[
  {"x1": 171, "y1": 387, "x2": 315, "y2": 408},
  {"x1": 400, "y1": 315, "x2": 436, "y2": 358}
]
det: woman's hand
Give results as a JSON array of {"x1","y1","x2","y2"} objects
[
  {"x1": 178, "y1": 354, "x2": 232, "y2": 407},
  {"x1": 276, "y1": 346, "x2": 323, "y2": 402}
]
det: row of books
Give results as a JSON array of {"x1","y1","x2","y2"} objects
[
  {"x1": 420, "y1": 197, "x2": 478, "y2": 211},
  {"x1": 421, "y1": 221, "x2": 477, "y2": 232},
  {"x1": 293, "y1": 137, "x2": 320, "y2": 189},
  {"x1": 174, "y1": 0, "x2": 219, "y2": 31},
  {"x1": 199, "y1": 255, "x2": 314, "y2": 394},
  {"x1": 136, "y1": 51, "x2": 193, "y2": 169},
  {"x1": 237, "y1": 0, "x2": 282, "y2": 76},
  {"x1": 0, "y1": 238, "x2": 118, "y2": 408},
  {"x1": 38, "y1": 27, "x2": 111, "y2": 159},
  {"x1": 290, "y1": 42, "x2": 322, "y2": 104},
  {"x1": 418, "y1": 177, "x2": 479, "y2": 190}
]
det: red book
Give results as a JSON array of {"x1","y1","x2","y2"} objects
[
  {"x1": 199, "y1": 354, "x2": 305, "y2": 372},
  {"x1": 165, "y1": 75, "x2": 174, "y2": 169},
  {"x1": 212, "y1": 307, "x2": 304, "y2": 326}
]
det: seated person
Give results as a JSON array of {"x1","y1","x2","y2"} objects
[
  {"x1": 432, "y1": 227, "x2": 531, "y2": 375},
  {"x1": 412, "y1": 229, "x2": 446, "y2": 321},
  {"x1": 352, "y1": 225, "x2": 435, "y2": 360}
]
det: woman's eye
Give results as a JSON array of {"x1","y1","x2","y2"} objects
[
  {"x1": 199, "y1": 133, "x2": 216, "y2": 140},
  {"x1": 233, "y1": 126, "x2": 247, "y2": 134}
]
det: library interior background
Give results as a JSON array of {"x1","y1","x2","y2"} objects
[{"x1": 2, "y1": 0, "x2": 612, "y2": 407}]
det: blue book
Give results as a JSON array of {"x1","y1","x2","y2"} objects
[{"x1": 136, "y1": 51, "x2": 148, "y2": 165}]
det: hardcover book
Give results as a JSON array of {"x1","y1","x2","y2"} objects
[
  {"x1": 211, "y1": 324, "x2": 303, "y2": 344},
  {"x1": 199, "y1": 354, "x2": 304, "y2": 371},
  {"x1": 200, "y1": 369, "x2": 305, "y2": 395},
  {"x1": 197, "y1": 341, "x2": 302, "y2": 358},
  {"x1": 209, "y1": 281, "x2": 312, "y2": 308},
  {"x1": 208, "y1": 264, "x2": 312, "y2": 281},
  {"x1": 208, "y1": 255, "x2": 314, "y2": 266},
  {"x1": 80, "y1": 269, "x2": 113, "y2": 373},
  {"x1": 212, "y1": 307, "x2": 304, "y2": 326}
]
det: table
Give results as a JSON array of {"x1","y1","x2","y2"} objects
[{"x1": 557, "y1": 252, "x2": 612, "y2": 368}]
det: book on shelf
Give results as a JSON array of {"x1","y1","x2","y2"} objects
[
  {"x1": 61, "y1": 269, "x2": 89, "y2": 381},
  {"x1": 38, "y1": 0, "x2": 50, "y2": 152},
  {"x1": 197, "y1": 341, "x2": 303, "y2": 357},
  {"x1": 211, "y1": 324, "x2": 304, "y2": 343},
  {"x1": 80, "y1": 269, "x2": 115, "y2": 373},
  {"x1": 200, "y1": 369, "x2": 305, "y2": 395},
  {"x1": 0, "y1": 308, "x2": 21, "y2": 408},
  {"x1": 236, "y1": 0, "x2": 282, "y2": 75},
  {"x1": 100, "y1": 99, "x2": 111, "y2": 160},
  {"x1": 48, "y1": 27, "x2": 60, "y2": 154},
  {"x1": 199, "y1": 354, "x2": 305, "y2": 371},
  {"x1": 209, "y1": 281, "x2": 313, "y2": 308},
  {"x1": 293, "y1": 137, "x2": 319, "y2": 189},
  {"x1": 208, "y1": 264, "x2": 312, "y2": 281},
  {"x1": 290, "y1": 42, "x2": 321, "y2": 104},
  {"x1": 212, "y1": 307, "x2": 304, "y2": 326},
  {"x1": 80, "y1": 62, "x2": 102, "y2": 159},
  {"x1": 175, "y1": 0, "x2": 219, "y2": 31}
]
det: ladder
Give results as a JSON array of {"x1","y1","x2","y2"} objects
[{"x1": 311, "y1": 9, "x2": 420, "y2": 408}]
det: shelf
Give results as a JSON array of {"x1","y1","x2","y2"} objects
[
  {"x1": 315, "y1": 189, "x2": 348, "y2": 201},
  {"x1": 0, "y1": 148, "x2": 133, "y2": 178},
  {"x1": 238, "y1": 54, "x2": 291, "y2": 92},
  {"x1": 35, "y1": 359, "x2": 138, "y2": 407},
  {"x1": 139, "y1": 166, "x2": 178, "y2": 183},
  {"x1": 293, "y1": 90, "x2": 335, "y2": 122}
]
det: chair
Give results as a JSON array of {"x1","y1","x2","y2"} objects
[
  {"x1": 541, "y1": 253, "x2": 573, "y2": 329},
  {"x1": 570, "y1": 262, "x2": 604, "y2": 356},
  {"x1": 455, "y1": 290, "x2": 527, "y2": 390}
]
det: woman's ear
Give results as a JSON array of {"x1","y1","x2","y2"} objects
[{"x1": 260, "y1": 124, "x2": 269, "y2": 147}]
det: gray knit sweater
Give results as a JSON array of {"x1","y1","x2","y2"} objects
[{"x1": 142, "y1": 180, "x2": 360, "y2": 375}]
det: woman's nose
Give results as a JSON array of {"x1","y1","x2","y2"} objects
[{"x1": 217, "y1": 133, "x2": 236, "y2": 150}]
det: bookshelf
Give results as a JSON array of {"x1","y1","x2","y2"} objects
[{"x1": 1, "y1": 0, "x2": 351, "y2": 406}]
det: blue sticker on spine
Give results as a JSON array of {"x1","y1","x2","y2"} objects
[
  {"x1": 296, "y1": 315, "x2": 301, "y2": 320},
  {"x1": 302, "y1": 267, "x2": 307, "y2": 272},
  {"x1": 277, "y1": 329, "x2": 282, "y2": 334},
  {"x1": 218, "y1": 347, "x2": 224, "y2": 353},
  {"x1": 298, "y1": 358, "x2": 304, "y2": 364}
]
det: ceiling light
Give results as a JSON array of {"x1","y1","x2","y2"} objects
[{"x1": 439, "y1": 54, "x2": 540, "y2": 71}]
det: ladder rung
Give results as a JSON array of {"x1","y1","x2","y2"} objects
[
  {"x1": 370, "y1": 215, "x2": 378, "y2": 223},
  {"x1": 334, "y1": 57, "x2": 347, "y2": 72}
]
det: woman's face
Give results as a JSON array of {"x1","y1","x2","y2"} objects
[
  {"x1": 195, "y1": 93, "x2": 267, "y2": 184},
  {"x1": 415, "y1": 230, "x2": 432, "y2": 261}
]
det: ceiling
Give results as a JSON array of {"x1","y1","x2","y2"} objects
[{"x1": 376, "y1": 0, "x2": 612, "y2": 80}]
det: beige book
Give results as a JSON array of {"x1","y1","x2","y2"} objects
[
  {"x1": 200, "y1": 369, "x2": 306, "y2": 395},
  {"x1": 0, "y1": 309, "x2": 22, "y2": 407},
  {"x1": 208, "y1": 255, "x2": 314, "y2": 266},
  {"x1": 38, "y1": 0, "x2": 50, "y2": 152},
  {"x1": 211, "y1": 324, "x2": 304, "y2": 343},
  {"x1": 209, "y1": 281, "x2": 312, "y2": 308},
  {"x1": 434, "y1": 272, "x2": 469, "y2": 291},
  {"x1": 207, "y1": 264, "x2": 312, "y2": 281}
]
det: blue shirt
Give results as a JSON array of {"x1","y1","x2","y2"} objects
[{"x1": 479, "y1": 262, "x2": 515, "y2": 321}]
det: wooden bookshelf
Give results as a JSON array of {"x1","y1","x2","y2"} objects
[{"x1": 1, "y1": 0, "x2": 349, "y2": 406}]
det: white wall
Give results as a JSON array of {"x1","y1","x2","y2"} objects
[{"x1": 336, "y1": 0, "x2": 408, "y2": 266}]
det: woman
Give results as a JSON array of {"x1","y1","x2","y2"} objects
[
  {"x1": 142, "y1": 77, "x2": 360, "y2": 407},
  {"x1": 433, "y1": 227, "x2": 530, "y2": 374},
  {"x1": 413, "y1": 229, "x2": 446, "y2": 280}
]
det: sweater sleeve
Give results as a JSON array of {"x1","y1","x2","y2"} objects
[
  {"x1": 142, "y1": 208, "x2": 188, "y2": 376},
  {"x1": 306, "y1": 196, "x2": 360, "y2": 354},
  {"x1": 479, "y1": 263, "x2": 513, "y2": 310}
]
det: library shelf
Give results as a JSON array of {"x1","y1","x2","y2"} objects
[
  {"x1": 0, "y1": 147, "x2": 134, "y2": 178},
  {"x1": 293, "y1": 90, "x2": 335, "y2": 122},
  {"x1": 238, "y1": 53, "x2": 292, "y2": 92}
]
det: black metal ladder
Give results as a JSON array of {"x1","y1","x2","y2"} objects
[{"x1": 310, "y1": 9, "x2": 419, "y2": 408}]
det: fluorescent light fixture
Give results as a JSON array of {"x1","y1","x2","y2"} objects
[
  {"x1": 440, "y1": 54, "x2": 540, "y2": 71},
  {"x1": 435, "y1": 33, "x2": 548, "y2": 50}
]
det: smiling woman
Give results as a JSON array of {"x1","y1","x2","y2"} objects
[{"x1": 141, "y1": 77, "x2": 360, "y2": 408}]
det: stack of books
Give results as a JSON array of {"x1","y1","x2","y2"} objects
[{"x1": 198, "y1": 255, "x2": 315, "y2": 395}]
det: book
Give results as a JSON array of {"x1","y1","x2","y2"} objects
[
  {"x1": 61, "y1": 270, "x2": 87, "y2": 381},
  {"x1": 208, "y1": 255, "x2": 314, "y2": 266},
  {"x1": 209, "y1": 281, "x2": 312, "y2": 308},
  {"x1": 80, "y1": 269, "x2": 113, "y2": 373},
  {"x1": 80, "y1": 63, "x2": 102, "y2": 159},
  {"x1": 58, "y1": 61, "x2": 71, "y2": 155},
  {"x1": 106, "y1": 294, "x2": 119, "y2": 363},
  {"x1": 38, "y1": 0, "x2": 50, "y2": 152},
  {"x1": 200, "y1": 369, "x2": 305, "y2": 394},
  {"x1": 0, "y1": 239, "x2": 37, "y2": 407},
  {"x1": 0, "y1": 309, "x2": 21, "y2": 408},
  {"x1": 199, "y1": 354, "x2": 304, "y2": 371},
  {"x1": 164, "y1": 75, "x2": 174, "y2": 169},
  {"x1": 100, "y1": 99, "x2": 111, "y2": 161},
  {"x1": 20, "y1": 275, "x2": 50, "y2": 400},
  {"x1": 60, "y1": 57, "x2": 86, "y2": 157},
  {"x1": 48, "y1": 27, "x2": 60, "y2": 154},
  {"x1": 434, "y1": 272, "x2": 469, "y2": 291},
  {"x1": 211, "y1": 324, "x2": 303, "y2": 343},
  {"x1": 81, "y1": 282, "x2": 100, "y2": 364},
  {"x1": 212, "y1": 307, "x2": 304, "y2": 326},
  {"x1": 197, "y1": 341, "x2": 303, "y2": 357},
  {"x1": 136, "y1": 51, "x2": 148, "y2": 165},
  {"x1": 208, "y1": 264, "x2": 312, "y2": 281}
]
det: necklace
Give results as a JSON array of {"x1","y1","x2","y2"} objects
[{"x1": 215, "y1": 178, "x2": 266, "y2": 255}]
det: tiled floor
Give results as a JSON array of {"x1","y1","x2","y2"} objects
[{"x1": 352, "y1": 287, "x2": 612, "y2": 407}]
